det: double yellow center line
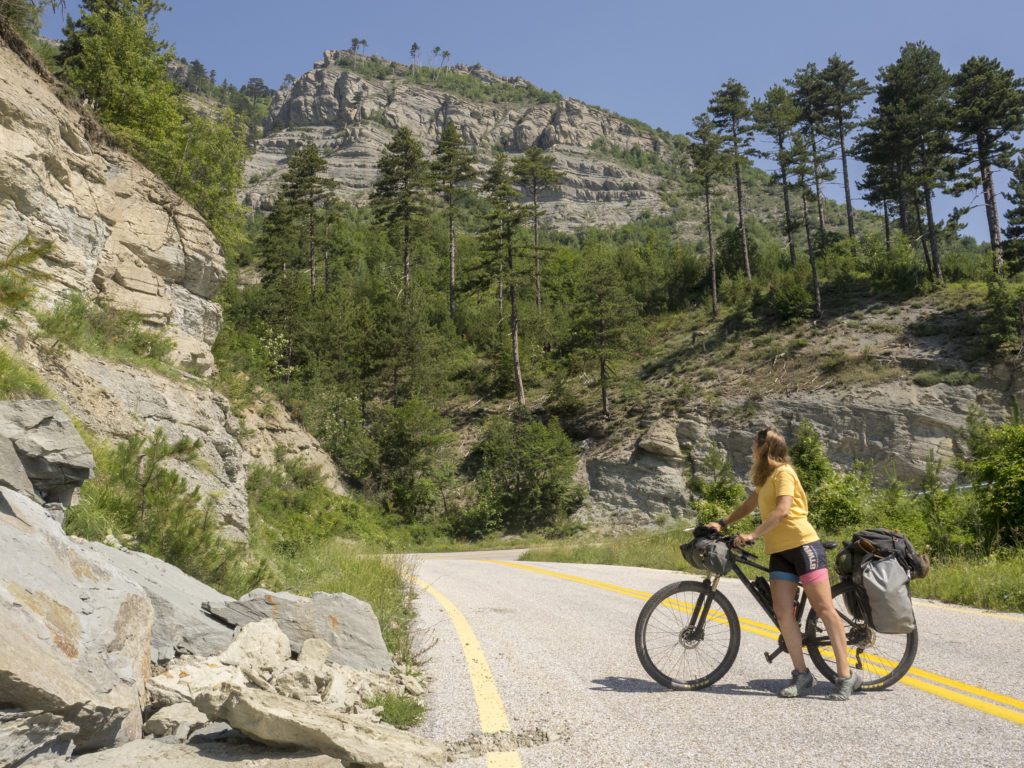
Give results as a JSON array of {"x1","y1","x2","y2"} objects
[{"x1": 485, "y1": 560, "x2": 1024, "y2": 727}]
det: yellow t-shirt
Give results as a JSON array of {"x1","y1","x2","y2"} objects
[{"x1": 756, "y1": 464, "x2": 818, "y2": 555}]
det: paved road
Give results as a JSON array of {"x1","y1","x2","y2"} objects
[{"x1": 412, "y1": 552, "x2": 1024, "y2": 768}]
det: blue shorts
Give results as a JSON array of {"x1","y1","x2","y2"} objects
[{"x1": 769, "y1": 541, "x2": 829, "y2": 585}]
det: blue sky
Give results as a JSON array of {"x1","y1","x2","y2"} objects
[{"x1": 43, "y1": 1, "x2": 1024, "y2": 242}]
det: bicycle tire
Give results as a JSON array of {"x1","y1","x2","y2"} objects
[
  {"x1": 805, "y1": 580, "x2": 918, "y2": 690},
  {"x1": 635, "y1": 580, "x2": 741, "y2": 690}
]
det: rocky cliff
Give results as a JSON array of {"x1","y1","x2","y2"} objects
[
  {"x1": 243, "y1": 51, "x2": 672, "y2": 230},
  {"x1": 0, "y1": 34, "x2": 342, "y2": 537}
]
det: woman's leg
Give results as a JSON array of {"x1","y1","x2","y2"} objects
[
  {"x1": 802, "y1": 577, "x2": 851, "y2": 679},
  {"x1": 770, "y1": 578, "x2": 806, "y2": 671}
]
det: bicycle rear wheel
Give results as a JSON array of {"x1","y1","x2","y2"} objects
[
  {"x1": 805, "y1": 580, "x2": 918, "y2": 690},
  {"x1": 635, "y1": 580, "x2": 740, "y2": 690}
]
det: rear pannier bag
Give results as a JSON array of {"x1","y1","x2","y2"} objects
[
  {"x1": 854, "y1": 554, "x2": 916, "y2": 634},
  {"x1": 680, "y1": 537, "x2": 733, "y2": 575},
  {"x1": 835, "y1": 528, "x2": 930, "y2": 581}
]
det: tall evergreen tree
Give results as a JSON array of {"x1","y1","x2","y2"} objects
[
  {"x1": 820, "y1": 55, "x2": 871, "y2": 238},
  {"x1": 686, "y1": 113, "x2": 729, "y2": 317},
  {"x1": 951, "y1": 56, "x2": 1024, "y2": 274},
  {"x1": 1004, "y1": 153, "x2": 1024, "y2": 274},
  {"x1": 512, "y1": 146, "x2": 563, "y2": 310},
  {"x1": 789, "y1": 133, "x2": 823, "y2": 316},
  {"x1": 752, "y1": 85, "x2": 801, "y2": 265},
  {"x1": 278, "y1": 144, "x2": 336, "y2": 295},
  {"x1": 481, "y1": 153, "x2": 530, "y2": 405},
  {"x1": 788, "y1": 63, "x2": 837, "y2": 238},
  {"x1": 370, "y1": 127, "x2": 429, "y2": 298},
  {"x1": 709, "y1": 79, "x2": 754, "y2": 280},
  {"x1": 431, "y1": 121, "x2": 477, "y2": 323}
]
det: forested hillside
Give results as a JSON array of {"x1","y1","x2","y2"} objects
[{"x1": 3, "y1": 0, "x2": 1023, "y2": 581}]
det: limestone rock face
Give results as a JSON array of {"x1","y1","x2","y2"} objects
[
  {"x1": 193, "y1": 686, "x2": 446, "y2": 768},
  {"x1": 0, "y1": 709, "x2": 78, "y2": 766},
  {"x1": 0, "y1": 434, "x2": 35, "y2": 499},
  {"x1": 142, "y1": 702, "x2": 208, "y2": 740},
  {"x1": 79, "y1": 541, "x2": 235, "y2": 663},
  {"x1": 0, "y1": 42, "x2": 224, "y2": 373},
  {"x1": 244, "y1": 52, "x2": 669, "y2": 230},
  {"x1": 204, "y1": 589, "x2": 392, "y2": 671},
  {"x1": 0, "y1": 399, "x2": 94, "y2": 505},
  {"x1": 0, "y1": 487, "x2": 153, "y2": 751},
  {"x1": 23, "y1": 738, "x2": 344, "y2": 768}
]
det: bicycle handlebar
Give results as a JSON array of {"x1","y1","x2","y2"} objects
[{"x1": 690, "y1": 525, "x2": 759, "y2": 560}]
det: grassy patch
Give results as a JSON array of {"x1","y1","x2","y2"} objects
[
  {"x1": 912, "y1": 551, "x2": 1024, "y2": 612},
  {"x1": 0, "y1": 348, "x2": 50, "y2": 398},
  {"x1": 521, "y1": 523, "x2": 710, "y2": 572},
  {"x1": 36, "y1": 292, "x2": 178, "y2": 375},
  {"x1": 912, "y1": 368, "x2": 979, "y2": 387},
  {"x1": 365, "y1": 692, "x2": 426, "y2": 729}
]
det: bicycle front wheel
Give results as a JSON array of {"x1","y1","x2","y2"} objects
[
  {"x1": 634, "y1": 580, "x2": 740, "y2": 690},
  {"x1": 805, "y1": 580, "x2": 918, "y2": 690}
]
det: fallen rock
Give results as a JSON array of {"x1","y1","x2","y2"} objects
[
  {"x1": 0, "y1": 709, "x2": 78, "y2": 766},
  {"x1": 147, "y1": 659, "x2": 247, "y2": 709},
  {"x1": 0, "y1": 487, "x2": 153, "y2": 750},
  {"x1": 218, "y1": 618, "x2": 292, "y2": 671},
  {"x1": 78, "y1": 541, "x2": 234, "y2": 663},
  {"x1": 142, "y1": 702, "x2": 208, "y2": 740},
  {"x1": 0, "y1": 435, "x2": 36, "y2": 499},
  {"x1": 0, "y1": 401, "x2": 94, "y2": 505},
  {"x1": 636, "y1": 419, "x2": 684, "y2": 459},
  {"x1": 19, "y1": 737, "x2": 343, "y2": 767},
  {"x1": 194, "y1": 686, "x2": 445, "y2": 768},
  {"x1": 204, "y1": 590, "x2": 391, "y2": 671}
]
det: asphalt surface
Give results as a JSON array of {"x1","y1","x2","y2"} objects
[{"x1": 412, "y1": 552, "x2": 1024, "y2": 768}]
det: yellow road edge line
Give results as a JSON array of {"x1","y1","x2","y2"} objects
[
  {"x1": 487, "y1": 752, "x2": 525, "y2": 768},
  {"x1": 416, "y1": 578, "x2": 515, "y2": 735},
  {"x1": 484, "y1": 560, "x2": 1024, "y2": 723}
]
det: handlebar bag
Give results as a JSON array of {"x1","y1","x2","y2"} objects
[{"x1": 680, "y1": 537, "x2": 733, "y2": 575}]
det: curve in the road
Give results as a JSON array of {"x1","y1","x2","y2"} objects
[
  {"x1": 487, "y1": 560, "x2": 1024, "y2": 727},
  {"x1": 417, "y1": 578, "x2": 524, "y2": 767}
]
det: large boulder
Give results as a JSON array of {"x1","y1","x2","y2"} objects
[
  {"x1": 0, "y1": 400, "x2": 94, "y2": 506},
  {"x1": 0, "y1": 709, "x2": 78, "y2": 766},
  {"x1": 204, "y1": 590, "x2": 391, "y2": 671},
  {"x1": 79, "y1": 541, "x2": 235, "y2": 663},
  {"x1": 0, "y1": 487, "x2": 153, "y2": 750},
  {"x1": 0, "y1": 434, "x2": 35, "y2": 499},
  {"x1": 194, "y1": 686, "x2": 445, "y2": 768}
]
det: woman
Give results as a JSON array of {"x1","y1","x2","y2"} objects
[{"x1": 708, "y1": 427, "x2": 862, "y2": 701}]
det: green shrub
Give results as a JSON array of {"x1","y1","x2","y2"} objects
[
  {"x1": 963, "y1": 415, "x2": 1024, "y2": 548},
  {"x1": 0, "y1": 349, "x2": 50, "y2": 399},
  {"x1": 688, "y1": 447, "x2": 749, "y2": 527},
  {"x1": 364, "y1": 692, "x2": 425, "y2": 729},
  {"x1": 765, "y1": 267, "x2": 814, "y2": 322},
  {"x1": 0, "y1": 236, "x2": 50, "y2": 321},
  {"x1": 789, "y1": 421, "x2": 833, "y2": 495},
  {"x1": 37, "y1": 292, "x2": 176, "y2": 368},
  {"x1": 982, "y1": 276, "x2": 1024, "y2": 355},
  {"x1": 67, "y1": 430, "x2": 261, "y2": 596},
  {"x1": 809, "y1": 470, "x2": 870, "y2": 535},
  {"x1": 475, "y1": 409, "x2": 583, "y2": 532},
  {"x1": 912, "y1": 368, "x2": 979, "y2": 387}
]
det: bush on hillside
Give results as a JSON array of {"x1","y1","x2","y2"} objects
[{"x1": 963, "y1": 414, "x2": 1024, "y2": 548}]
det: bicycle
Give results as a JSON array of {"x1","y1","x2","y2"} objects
[{"x1": 634, "y1": 527, "x2": 918, "y2": 691}]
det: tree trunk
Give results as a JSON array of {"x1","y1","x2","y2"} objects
[
  {"x1": 898, "y1": 187, "x2": 909, "y2": 235},
  {"x1": 779, "y1": 155, "x2": 797, "y2": 266},
  {"x1": 510, "y1": 281, "x2": 526, "y2": 406},
  {"x1": 809, "y1": 130, "x2": 827, "y2": 234},
  {"x1": 704, "y1": 181, "x2": 718, "y2": 318},
  {"x1": 924, "y1": 183, "x2": 943, "y2": 283},
  {"x1": 497, "y1": 272, "x2": 504, "y2": 325},
  {"x1": 599, "y1": 354, "x2": 609, "y2": 418},
  {"x1": 913, "y1": 196, "x2": 934, "y2": 278},
  {"x1": 402, "y1": 221, "x2": 411, "y2": 300},
  {"x1": 732, "y1": 130, "x2": 752, "y2": 280},
  {"x1": 309, "y1": 207, "x2": 316, "y2": 295},
  {"x1": 838, "y1": 118, "x2": 855, "y2": 238},
  {"x1": 978, "y1": 140, "x2": 1004, "y2": 275},
  {"x1": 448, "y1": 209, "x2": 457, "y2": 323},
  {"x1": 533, "y1": 186, "x2": 542, "y2": 310},
  {"x1": 801, "y1": 192, "x2": 814, "y2": 259},
  {"x1": 883, "y1": 201, "x2": 891, "y2": 255}
]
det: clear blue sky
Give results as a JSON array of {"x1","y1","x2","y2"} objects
[{"x1": 43, "y1": 0, "x2": 1024, "y2": 242}]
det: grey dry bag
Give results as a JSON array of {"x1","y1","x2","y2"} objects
[{"x1": 854, "y1": 554, "x2": 916, "y2": 634}]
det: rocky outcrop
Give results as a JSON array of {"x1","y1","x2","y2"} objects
[
  {"x1": 0, "y1": 487, "x2": 153, "y2": 751},
  {"x1": 141, "y1": 703, "x2": 208, "y2": 740},
  {"x1": 0, "y1": 41, "x2": 224, "y2": 373},
  {"x1": 0, "y1": 709, "x2": 78, "y2": 766},
  {"x1": 79, "y1": 541, "x2": 235, "y2": 663},
  {"x1": 244, "y1": 51, "x2": 669, "y2": 230},
  {"x1": 0, "y1": 399, "x2": 94, "y2": 506},
  {"x1": 204, "y1": 589, "x2": 392, "y2": 671}
]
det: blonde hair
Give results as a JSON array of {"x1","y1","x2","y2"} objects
[{"x1": 751, "y1": 427, "x2": 791, "y2": 488}]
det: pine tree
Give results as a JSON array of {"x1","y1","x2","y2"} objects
[
  {"x1": 709, "y1": 79, "x2": 754, "y2": 280},
  {"x1": 788, "y1": 63, "x2": 837, "y2": 239},
  {"x1": 370, "y1": 127, "x2": 429, "y2": 298},
  {"x1": 512, "y1": 146, "x2": 563, "y2": 310},
  {"x1": 278, "y1": 144, "x2": 336, "y2": 295},
  {"x1": 1004, "y1": 153, "x2": 1024, "y2": 274},
  {"x1": 431, "y1": 121, "x2": 477, "y2": 323},
  {"x1": 752, "y1": 85, "x2": 801, "y2": 265},
  {"x1": 820, "y1": 55, "x2": 871, "y2": 238},
  {"x1": 951, "y1": 56, "x2": 1024, "y2": 274},
  {"x1": 481, "y1": 153, "x2": 530, "y2": 405},
  {"x1": 789, "y1": 133, "x2": 823, "y2": 316},
  {"x1": 686, "y1": 113, "x2": 729, "y2": 317}
]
